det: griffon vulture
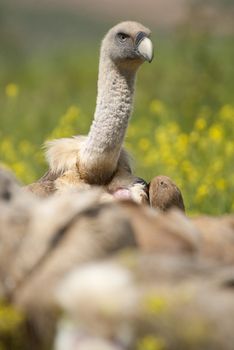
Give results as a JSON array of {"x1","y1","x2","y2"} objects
[{"x1": 27, "y1": 21, "x2": 154, "y2": 204}]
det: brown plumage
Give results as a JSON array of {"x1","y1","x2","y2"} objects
[{"x1": 149, "y1": 175, "x2": 185, "y2": 211}]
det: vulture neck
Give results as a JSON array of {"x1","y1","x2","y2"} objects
[{"x1": 79, "y1": 54, "x2": 137, "y2": 184}]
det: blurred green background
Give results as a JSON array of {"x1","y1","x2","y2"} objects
[{"x1": 0, "y1": 0, "x2": 233, "y2": 214}]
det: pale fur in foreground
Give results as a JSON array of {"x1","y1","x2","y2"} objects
[{"x1": 56, "y1": 262, "x2": 136, "y2": 317}]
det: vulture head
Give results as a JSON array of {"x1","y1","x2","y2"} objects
[{"x1": 101, "y1": 21, "x2": 154, "y2": 70}]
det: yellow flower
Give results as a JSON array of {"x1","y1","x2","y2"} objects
[
  {"x1": 0, "y1": 137, "x2": 16, "y2": 162},
  {"x1": 0, "y1": 302, "x2": 24, "y2": 333},
  {"x1": 12, "y1": 162, "x2": 25, "y2": 177},
  {"x1": 195, "y1": 184, "x2": 209, "y2": 201},
  {"x1": 137, "y1": 335, "x2": 165, "y2": 350},
  {"x1": 195, "y1": 117, "x2": 206, "y2": 131},
  {"x1": 208, "y1": 124, "x2": 223, "y2": 142},
  {"x1": 155, "y1": 129, "x2": 167, "y2": 144},
  {"x1": 225, "y1": 141, "x2": 234, "y2": 157},
  {"x1": 144, "y1": 294, "x2": 167, "y2": 315},
  {"x1": 176, "y1": 133, "x2": 189, "y2": 153},
  {"x1": 167, "y1": 122, "x2": 179, "y2": 135},
  {"x1": 219, "y1": 104, "x2": 234, "y2": 121},
  {"x1": 160, "y1": 145, "x2": 171, "y2": 163},
  {"x1": 215, "y1": 179, "x2": 227, "y2": 191},
  {"x1": 5, "y1": 83, "x2": 19, "y2": 97}
]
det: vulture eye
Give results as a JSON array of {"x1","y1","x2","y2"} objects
[{"x1": 117, "y1": 32, "x2": 129, "y2": 42}]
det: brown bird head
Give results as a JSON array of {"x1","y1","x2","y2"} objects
[{"x1": 149, "y1": 175, "x2": 185, "y2": 212}]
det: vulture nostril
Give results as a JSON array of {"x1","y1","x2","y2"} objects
[{"x1": 135, "y1": 31, "x2": 147, "y2": 46}]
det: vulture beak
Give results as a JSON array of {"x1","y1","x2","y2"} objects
[{"x1": 135, "y1": 32, "x2": 154, "y2": 63}]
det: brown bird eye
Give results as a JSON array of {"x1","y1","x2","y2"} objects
[{"x1": 117, "y1": 32, "x2": 129, "y2": 42}]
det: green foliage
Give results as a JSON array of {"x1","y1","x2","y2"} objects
[{"x1": 0, "y1": 34, "x2": 233, "y2": 214}]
